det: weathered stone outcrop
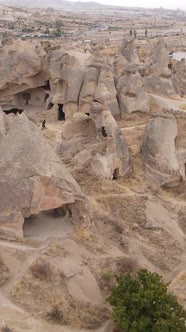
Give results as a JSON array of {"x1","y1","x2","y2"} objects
[
  {"x1": 144, "y1": 76, "x2": 177, "y2": 98},
  {"x1": 120, "y1": 38, "x2": 140, "y2": 64},
  {"x1": 0, "y1": 113, "x2": 87, "y2": 239},
  {"x1": 142, "y1": 114, "x2": 186, "y2": 187},
  {"x1": 0, "y1": 40, "x2": 50, "y2": 101},
  {"x1": 116, "y1": 65, "x2": 150, "y2": 115},
  {"x1": 169, "y1": 270, "x2": 186, "y2": 309},
  {"x1": 90, "y1": 103, "x2": 131, "y2": 178},
  {"x1": 50, "y1": 51, "x2": 120, "y2": 118},
  {"x1": 113, "y1": 54, "x2": 128, "y2": 79},
  {"x1": 173, "y1": 58, "x2": 186, "y2": 95},
  {"x1": 50, "y1": 51, "x2": 93, "y2": 117},
  {"x1": 61, "y1": 104, "x2": 131, "y2": 179},
  {"x1": 152, "y1": 39, "x2": 170, "y2": 67},
  {"x1": 62, "y1": 112, "x2": 97, "y2": 140},
  {"x1": 79, "y1": 66, "x2": 99, "y2": 114},
  {"x1": 144, "y1": 39, "x2": 177, "y2": 98},
  {"x1": 0, "y1": 108, "x2": 11, "y2": 140},
  {"x1": 94, "y1": 68, "x2": 119, "y2": 116}
]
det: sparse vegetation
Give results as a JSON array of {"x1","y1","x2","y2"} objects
[
  {"x1": 1, "y1": 326, "x2": 14, "y2": 332},
  {"x1": 100, "y1": 272, "x2": 114, "y2": 290},
  {"x1": 30, "y1": 260, "x2": 51, "y2": 281},
  {"x1": 0, "y1": 256, "x2": 10, "y2": 286},
  {"x1": 47, "y1": 305, "x2": 65, "y2": 323}
]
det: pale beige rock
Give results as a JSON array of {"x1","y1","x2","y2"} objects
[
  {"x1": 117, "y1": 65, "x2": 150, "y2": 115},
  {"x1": 0, "y1": 113, "x2": 87, "y2": 239},
  {"x1": 79, "y1": 66, "x2": 99, "y2": 114},
  {"x1": 173, "y1": 58, "x2": 186, "y2": 95},
  {"x1": 0, "y1": 108, "x2": 11, "y2": 140},
  {"x1": 152, "y1": 39, "x2": 170, "y2": 67},
  {"x1": 120, "y1": 38, "x2": 140, "y2": 64},
  {"x1": 50, "y1": 51, "x2": 92, "y2": 117},
  {"x1": 142, "y1": 115, "x2": 186, "y2": 187},
  {"x1": 0, "y1": 40, "x2": 50, "y2": 100},
  {"x1": 169, "y1": 271, "x2": 186, "y2": 309},
  {"x1": 113, "y1": 54, "x2": 128, "y2": 78},
  {"x1": 144, "y1": 75, "x2": 177, "y2": 98},
  {"x1": 144, "y1": 39, "x2": 177, "y2": 98},
  {"x1": 94, "y1": 69, "x2": 119, "y2": 116},
  {"x1": 62, "y1": 113, "x2": 97, "y2": 140},
  {"x1": 61, "y1": 103, "x2": 131, "y2": 179}
]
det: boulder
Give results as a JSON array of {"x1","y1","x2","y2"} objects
[
  {"x1": 50, "y1": 50, "x2": 93, "y2": 117},
  {"x1": 79, "y1": 66, "x2": 99, "y2": 114},
  {"x1": 62, "y1": 113, "x2": 97, "y2": 140},
  {"x1": 152, "y1": 39, "x2": 169, "y2": 67},
  {"x1": 0, "y1": 40, "x2": 50, "y2": 101},
  {"x1": 90, "y1": 103, "x2": 131, "y2": 178},
  {"x1": 120, "y1": 38, "x2": 140, "y2": 64},
  {"x1": 0, "y1": 108, "x2": 11, "y2": 140},
  {"x1": 144, "y1": 75, "x2": 177, "y2": 98},
  {"x1": 142, "y1": 115, "x2": 185, "y2": 187},
  {"x1": 60, "y1": 104, "x2": 131, "y2": 179},
  {"x1": 0, "y1": 113, "x2": 87, "y2": 239},
  {"x1": 113, "y1": 54, "x2": 128, "y2": 78},
  {"x1": 169, "y1": 270, "x2": 186, "y2": 309},
  {"x1": 173, "y1": 59, "x2": 186, "y2": 95},
  {"x1": 144, "y1": 39, "x2": 177, "y2": 98},
  {"x1": 94, "y1": 69, "x2": 120, "y2": 116},
  {"x1": 116, "y1": 65, "x2": 150, "y2": 115}
]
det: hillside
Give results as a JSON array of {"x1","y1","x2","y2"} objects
[{"x1": 0, "y1": 0, "x2": 114, "y2": 10}]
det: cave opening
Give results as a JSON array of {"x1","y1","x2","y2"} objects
[
  {"x1": 85, "y1": 113, "x2": 90, "y2": 116},
  {"x1": 112, "y1": 168, "x2": 119, "y2": 180},
  {"x1": 175, "y1": 136, "x2": 178, "y2": 149},
  {"x1": 125, "y1": 92, "x2": 136, "y2": 98},
  {"x1": 4, "y1": 108, "x2": 24, "y2": 115},
  {"x1": 101, "y1": 126, "x2": 107, "y2": 137},
  {"x1": 47, "y1": 102, "x2": 54, "y2": 110},
  {"x1": 58, "y1": 104, "x2": 65, "y2": 121},
  {"x1": 23, "y1": 206, "x2": 72, "y2": 240},
  {"x1": 44, "y1": 93, "x2": 49, "y2": 103},
  {"x1": 23, "y1": 92, "x2": 31, "y2": 105},
  {"x1": 43, "y1": 80, "x2": 51, "y2": 91}
]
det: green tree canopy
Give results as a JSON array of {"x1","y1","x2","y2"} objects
[{"x1": 108, "y1": 269, "x2": 186, "y2": 332}]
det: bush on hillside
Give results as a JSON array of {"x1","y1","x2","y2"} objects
[{"x1": 107, "y1": 269, "x2": 186, "y2": 332}]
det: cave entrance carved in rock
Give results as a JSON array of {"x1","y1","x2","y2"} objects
[
  {"x1": 23, "y1": 206, "x2": 72, "y2": 240},
  {"x1": 4, "y1": 108, "x2": 24, "y2": 115},
  {"x1": 47, "y1": 102, "x2": 54, "y2": 110},
  {"x1": 58, "y1": 104, "x2": 65, "y2": 121},
  {"x1": 23, "y1": 92, "x2": 31, "y2": 105},
  {"x1": 101, "y1": 126, "x2": 107, "y2": 137},
  {"x1": 113, "y1": 168, "x2": 119, "y2": 180},
  {"x1": 43, "y1": 80, "x2": 51, "y2": 91}
]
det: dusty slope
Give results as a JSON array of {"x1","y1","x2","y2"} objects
[{"x1": 0, "y1": 113, "x2": 186, "y2": 331}]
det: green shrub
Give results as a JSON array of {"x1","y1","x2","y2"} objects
[{"x1": 108, "y1": 269, "x2": 186, "y2": 332}]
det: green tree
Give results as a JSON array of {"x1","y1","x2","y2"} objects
[
  {"x1": 134, "y1": 29, "x2": 137, "y2": 39},
  {"x1": 130, "y1": 29, "x2": 133, "y2": 36},
  {"x1": 51, "y1": 27, "x2": 63, "y2": 38},
  {"x1": 55, "y1": 20, "x2": 64, "y2": 29},
  {"x1": 145, "y1": 29, "x2": 148, "y2": 38},
  {"x1": 44, "y1": 27, "x2": 50, "y2": 35},
  {"x1": 108, "y1": 269, "x2": 186, "y2": 332}
]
